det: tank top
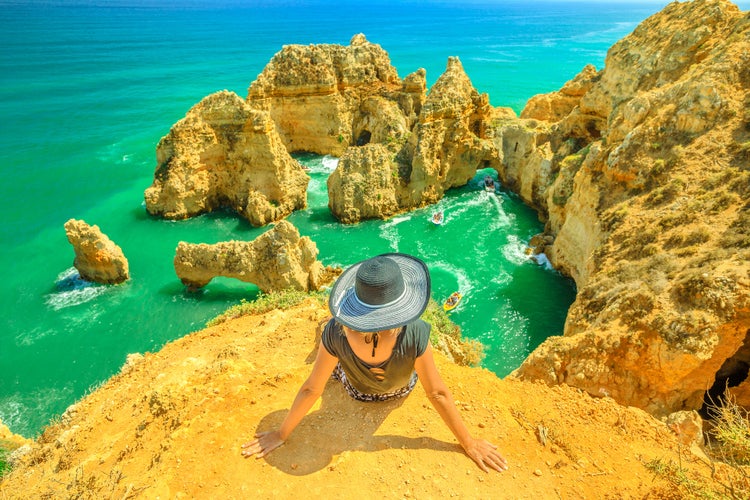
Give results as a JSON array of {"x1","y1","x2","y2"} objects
[{"x1": 321, "y1": 318, "x2": 431, "y2": 395}]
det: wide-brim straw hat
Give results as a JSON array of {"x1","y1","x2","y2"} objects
[{"x1": 328, "y1": 253, "x2": 431, "y2": 332}]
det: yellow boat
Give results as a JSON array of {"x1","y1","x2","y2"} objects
[{"x1": 443, "y1": 291, "x2": 462, "y2": 312}]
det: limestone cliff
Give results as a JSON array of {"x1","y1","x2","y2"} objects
[
  {"x1": 63, "y1": 219, "x2": 129, "y2": 284},
  {"x1": 507, "y1": 0, "x2": 750, "y2": 417},
  {"x1": 328, "y1": 56, "x2": 503, "y2": 221},
  {"x1": 0, "y1": 300, "x2": 725, "y2": 499},
  {"x1": 247, "y1": 33, "x2": 420, "y2": 156},
  {"x1": 173, "y1": 220, "x2": 335, "y2": 293},
  {"x1": 144, "y1": 91, "x2": 309, "y2": 226}
]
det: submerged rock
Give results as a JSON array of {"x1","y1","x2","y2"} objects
[{"x1": 63, "y1": 219, "x2": 129, "y2": 284}]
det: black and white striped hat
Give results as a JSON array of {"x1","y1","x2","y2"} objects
[{"x1": 328, "y1": 253, "x2": 431, "y2": 333}]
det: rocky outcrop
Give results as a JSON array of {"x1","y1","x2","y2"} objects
[
  {"x1": 63, "y1": 219, "x2": 129, "y2": 284},
  {"x1": 173, "y1": 220, "x2": 333, "y2": 293},
  {"x1": 521, "y1": 64, "x2": 599, "y2": 123},
  {"x1": 247, "y1": 33, "x2": 421, "y2": 156},
  {"x1": 509, "y1": 0, "x2": 750, "y2": 416},
  {"x1": 328, "y1": 56, "x2": 503, "y2": 221},
  {"x1": 144, "y1": 91, "x2": 309, "y2": 227},
  {"x1": 142, "y1": 0, "x2": 749, "y2": 417},
  {"x1": 0, "y1": 418, "x2": 32, "y2": 450},
  {"x1": 0, "y1": 299, "x2": 715, "y2": 499},
  {"x1": 326, "y1": 143, "x2": 402, "y2": 223}
]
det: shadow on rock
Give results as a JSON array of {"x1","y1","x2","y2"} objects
[{"x1": 252, "y1": 380, "x2": 457, "y2": 476}]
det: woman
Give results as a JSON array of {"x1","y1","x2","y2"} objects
[{"x1": 241, "y1": 253, "x2": 508, "y2": 473}]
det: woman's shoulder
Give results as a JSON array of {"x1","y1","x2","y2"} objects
[
  {"x1": 406, "y1": 319, "x2": 431, "y2": 336},
  {"x1": 321, "y1": 318, "x2": 344, "y2": 353},
  {"x1": 404, "y1": 320, "x2": 431, "y2": 355}
]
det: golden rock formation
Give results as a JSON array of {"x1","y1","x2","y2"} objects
[
  {"x1": 173, "y1": 220, "x2": 332, "y2": 293},
  {"x1": 144, "y1": 91, "x2": 309, "y2": 226},
  {"x1": 327, "y1": 56, "x2": 503, "y2": 221},
  {"x1": 139, "y1": 0, "x2": 749, "y2": 418},
  {"x1": 508, "y1": 0, "x2": 750, "y2": 416},
  {"x1": 247, "y1": 33, "x2": 415, "y2": 156},
  {"x1": 63, "y1": 219, "x2": 129, "y2": 284}
]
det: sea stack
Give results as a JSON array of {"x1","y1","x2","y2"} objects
[
  {"x1": 64, "y1": 219, "x2": 129, "y2": 284},
  {"x1": 144, "y1": 91, "x2": 309, "y2": 227}
]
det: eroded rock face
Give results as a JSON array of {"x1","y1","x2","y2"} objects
[
  {"x1": 405, "y1": 57, "x2": 500, "y2": 205},
  {"x1": 247, "y1": 33, "x2": 415, "y2": 156},
  {"x1": 510, "y1": 0, "x2": 750, "y2": 416},
  {"x1": 327, "y1": 56, "x2": 503, "y2": 221},
  {"x1": 64, "y1": 219, "x2": 129, "y2": 284},
  {"x1": 521, "y1": 64, "x2": 599, "y2": 123},
  {"x1": 144, "y1": 91, "x2": 309, "y2": 226},
  {"x1": 327, "y1": 143, "x2": 402, "y2": 223},
  {"x1": 173, "y1": 220, "x2": 331, "y2": 293}
]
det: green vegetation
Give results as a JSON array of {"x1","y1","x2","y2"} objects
[
  {"x1": 646, "y1": 393, "x2": 750, "y2": 499},
  {"x1": 645, "y1": 177, "x2": 685, "y2": 207},
  {"x1": 0, "y1": 449, "x2": 8, "y2": 479},
  {"x1": 601, "y1": 205, "x2": 629, "y2": 232},
  {"x1": 1, "y1": 439, "x2": 18, "y2": 479},
  {"x1": 720, "y1": 210, "x2": 750, "y2": 249},
  {"x1": 206, "y1": 289, "x2": 326, "y2": 327},
  {"x1": 421, "y1": 299, "x2": 485, "y2": 366},
  {"x1": 706, "y1": 392, "x2": 750, "y2": 467},
  {"x1": 206, "y1": 291, "x2": 484, "y2": 366}
]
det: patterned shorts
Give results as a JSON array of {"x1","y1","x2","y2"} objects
[{"x1": 332, "y1": 364, "x2": 418, "y2": 402}]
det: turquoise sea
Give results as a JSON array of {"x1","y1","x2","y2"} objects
[{"x1": 5, "y1": 0, "x2": 742, "y2": 438}]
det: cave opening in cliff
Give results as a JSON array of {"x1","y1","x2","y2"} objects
[
  {"x1": 356, "y1": 130, "x2": 371, "y2": 146},
  {"x1": 700, "y1": 328, "x2": 750, "y2": 418}
]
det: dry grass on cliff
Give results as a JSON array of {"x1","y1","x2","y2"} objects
[{"x1": 645, "y1": 394, "x2": 750, "y2": 500}]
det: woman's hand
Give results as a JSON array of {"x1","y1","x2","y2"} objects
[
  {"x1": 462, "y1": 438, "x2": 508, "y2": 472},
  {"x1": 241, "y1": 430, "x2": 285, "y2": 459}
]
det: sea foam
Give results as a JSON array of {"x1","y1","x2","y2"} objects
[{"x1": 45, "y1": 267, "x2": 108, "y2": 311}]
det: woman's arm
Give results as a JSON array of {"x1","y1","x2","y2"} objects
[
  {"x1": 241, "y1": 341, "x2": 339, "y2": 458},
  {"x1": 414, "y1": 344, "x2": 508, "y2": 472}
]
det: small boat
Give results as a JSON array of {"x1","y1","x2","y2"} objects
[
  {"x1": 431, "y1": 211, "x2": 445, "y2": 225},
  {"x1": 483, "y1": 175, "x2": 496, "y2": 192},
  {"x1": 443, "y1": 291, "x2": 462, "y2": 311}
]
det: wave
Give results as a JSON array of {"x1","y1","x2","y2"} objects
[
  {"x1": 502, "y1": 235, "x2": 533, "y2": 266},
  {"x1": 429, "y1": 259, "x2": 473, "y2": 298},
  {"x1": 45, "y1": 267, "x2": 108, "y2": 311},
  {"x1": 321, "y1": 155, "x2": 339, "y2": 172},
  {"x1": 379, "y1": 215, "x2": 412, "y2": 251},
  {"x1": 0, "y1": 385, "x2": 75, "y2": 437},
  {"x1": 531, "y1": 252, "x2": 554, "y2": 271},
  {"x1": 14, "y1": 326, "x2": 55, "y2": 347},
  {"x1": 96, "y1": 141, "x2": 133, "y2": 165},
  {"x1": 575, "y1": 21, "x2": 638, "y2": 41}
]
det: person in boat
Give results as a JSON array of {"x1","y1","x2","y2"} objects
[
  {"x1": 432, "y1": 211, "x2": 444, "y2": 224},
  {"x1": 241, "y1": 253, "x2": 508, "y2": 473},
  {"x1": 445, "y1": 292, "x2": 460, "y2": 307},
  {"x1": 484, "y1": 175, "x2": 495, "y2": 191}
]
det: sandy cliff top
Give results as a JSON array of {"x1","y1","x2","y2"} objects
[{"x1": 0, "y1": 299, "x2": 723, "y2": 499}]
